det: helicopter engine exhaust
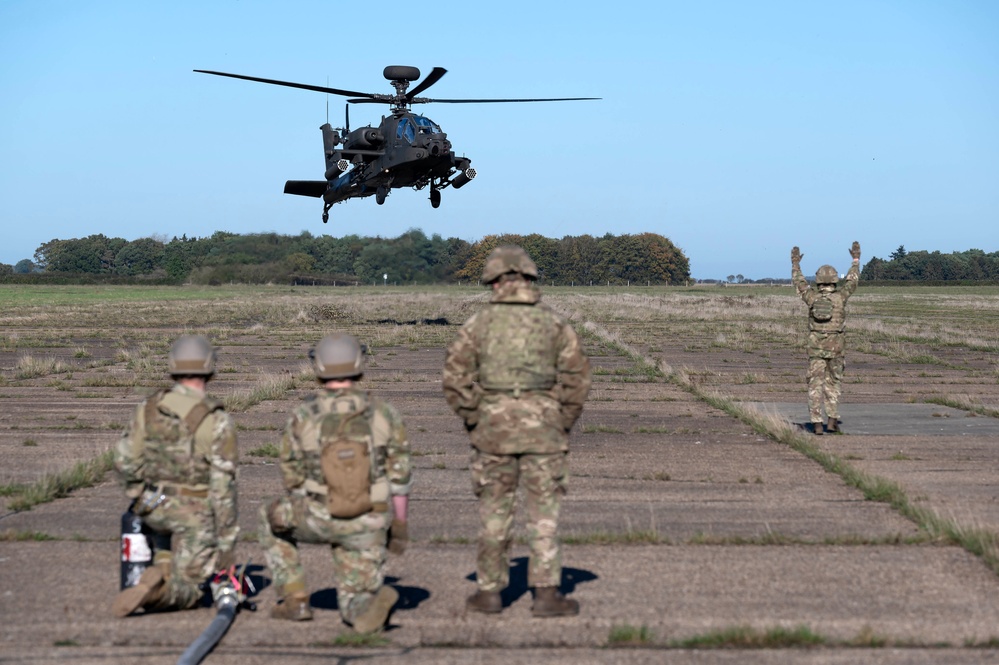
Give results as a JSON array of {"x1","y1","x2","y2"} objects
[
  {"x1": 345, "y1": 127, "x2": 384, "y2": 149},
  {"x1": 451, "y1": 167, "x2": 476, "y2": 189}
]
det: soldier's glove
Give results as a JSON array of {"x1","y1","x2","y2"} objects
[
  {"x1": 216, "y1": 549, "x2": 236, "y2": 572},
  {"x1": 791, "y1": 246, "x2": 802, "y2": 266},
  {"x1": 850, "y1": 241, "x2": 861, "y2": 260},
  {"x1": 387, "y1": 519, "x2": 408, "y2": 555}
]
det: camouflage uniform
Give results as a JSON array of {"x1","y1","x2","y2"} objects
[
  {"x1": 792, "y1": 249, "x2": 860, "y2": 430},
  {"x1": 258, "y1": 386, "x2": 411, "y2": 626},
  {"x1": 444, "y1": 268, "x2": 591, "y2": 598},
  {"x1": 114, "y1": 382, "x2": 239, "y2": 610}
]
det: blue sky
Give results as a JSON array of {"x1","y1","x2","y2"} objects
[{"x1": 1, "y1": 1, "x2": 996, "y2": 279}]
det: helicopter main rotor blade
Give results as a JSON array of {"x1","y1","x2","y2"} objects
[
  {"x1": 194, "y1": 70, "x2": 379, "y2": 100},
  {"x1": 347, "y1": 96, "x2": 600, "y2": 105},
  {"x1": 406, "y1": 97, "x2": 603, "y2": 104},
  {"x1": 414, "y1": 97, "x2": 601, "y2": 104},
  {"x1": 406, "y1": 67, "x2": 447, "y2": 99}
]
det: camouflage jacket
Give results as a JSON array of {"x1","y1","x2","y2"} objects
[
  {"x1": 115, "y1": 383, "x2": 239, "y2": 551},
  {"x1": 278, "y1": 386, "x2": 412, "y2": 500},
  {"x1": 443, "y1": 279, "x2": 591, "y2": 455},
  {"x1": 792, "y1": 262, "x2": 860, "y2": 358}
]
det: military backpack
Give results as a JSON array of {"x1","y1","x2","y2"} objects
[{"x1": 318, "y1": 402, "x2": 379, "y2": 518}]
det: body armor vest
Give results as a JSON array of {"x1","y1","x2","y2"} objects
[
  {"x1": 808, "y1": 291, "x2": 847, "y2": 333},
  {"x1": 476, "y1": 305, "x2": 558, "y2": 392},
  {"x1": 141, "y1": 389, "x2": 222, "y2": 488}
]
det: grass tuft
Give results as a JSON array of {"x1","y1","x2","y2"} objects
[
  {"x1": 0, "y1": 529, "x2": 59, "y2": 542},
  {"x1": 224, "y1": 372, "x2": 302, "y2": 412},
  {"x1": 248, "y1": 443, "x2": 281, "y2": 458},
  {"x1": 607, "y1": 624, "x2": 655, "y2": 646},
  {"x1": 671, "y1": 625, "x2": 825, "y2": 649},
  {"x1": 8, "y1": 450, "x2": 115, "y2": 512}
]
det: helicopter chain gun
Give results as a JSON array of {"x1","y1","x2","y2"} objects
[{"x1": 195, "y1": 66, "x2": 598, "y2": 223}]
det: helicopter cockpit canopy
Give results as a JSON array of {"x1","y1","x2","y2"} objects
[
  {"x1": 413, "y1": 116, "x2": 441, "y2": 133},
  {"x1": 397, "y1": 115, "x2": 442, "y2": 144}
]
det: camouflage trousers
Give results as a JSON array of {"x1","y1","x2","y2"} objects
[
  {"x1": 470, "y1": 450, "x2": 568, "y2": 592},
  {"x1": 258, "y1": 494, "x2": 391, "y2": 624},
  {"x1": 138, "y1": 492, "x2": 223, "y2": 610},
  {"x1": 807, "y1": 355, "x2": 845, "y2": 423}
]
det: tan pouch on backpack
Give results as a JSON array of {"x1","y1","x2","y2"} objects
[{"x1": 319, "y1": 408, "x2": 373, "y2": 518}]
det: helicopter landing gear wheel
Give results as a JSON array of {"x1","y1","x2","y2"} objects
[
  {"x1": 375, "y1": 186, "x2": 387, "y2": 205},
  {"x1": 430, "y1": 188, "x2": 441, "y2": 209},
  {"x1": 322, "y1": 203, "x2": 332, "y2": 223}
]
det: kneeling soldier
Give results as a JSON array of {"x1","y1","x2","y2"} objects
[
  {"x1": 259, "y1": 334, "x2": 412, "y2": 633},
  {"x1": 112, "y1": 335, "x2": 239, "y2": 617}
]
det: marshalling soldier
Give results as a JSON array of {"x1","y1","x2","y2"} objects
[
  {"x1": 791, "y1": 241, "x2": 862, "y2": 434},
  {"x1": 444, "y1": 245, "x2": 591, "y2": 616},
  {"x1": 259, "y1": 334, "x2": 411, "y2": 634},
  {"x1": 112, "y1": 335, "x2": 239, "y2": 617}
]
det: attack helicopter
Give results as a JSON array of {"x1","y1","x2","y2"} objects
[{"x1": 195, "y1": 66, "x2": 598, "y2": 223}]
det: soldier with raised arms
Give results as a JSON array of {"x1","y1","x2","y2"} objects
[
  {"x1": 258, "y1": 334, "x2": 411, "y2": 634},
  {"x1": 444, "y1": 245, "x2": 591, "y2": 617},
  {"x1": 792, "y1": 241, "x2": 862, "y2": 434},
  {"x1": 112, "y1": 335, "x2": 239, "y2": 617}
]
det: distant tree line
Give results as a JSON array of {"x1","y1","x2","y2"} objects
[
  {"x1": 861, "y1": 246, "x2": 999, "y2": 281},
  {"x1": 1, "y1": 229, "x2": 690, "y2": 286}
]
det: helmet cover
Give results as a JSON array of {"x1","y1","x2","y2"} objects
[
  {"x1": 310, "y1": 334, "x2": 365, "y2": 380},
  {"x1": 481, "y1": 245, "x2": 539, "y2": 284},
  {"x1": 168, "y1": 335, "x2": 216, "y2": 376},
  {"x1": 815, "y1": 265, "x2": 839, "y2": 285}
]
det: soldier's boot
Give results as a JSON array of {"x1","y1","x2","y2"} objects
[
  {"x1": 112, "y1": 565, "x2": 166, "y2": 618},
  {"x1": 827, "y1": 417, "x2": 840, "y2": 434},
  {"x1": 351, "y1": 586, "x2": 399, "y2": 634},
  {"x1": 466, "y1": 589, "x2": 502, "y2": 614},
  {"x1": 531, "y1": 587, "x2": 579, "y2": 618},
  {"x1": 270, "y1": 591, "x2": 313, "y2": 621},
  {"x1": 812, "y1": 422, "x2": 824, "y2": 435}
]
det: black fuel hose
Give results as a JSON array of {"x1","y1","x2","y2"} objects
[{"x1": 176, "y1": 601, "x2": 237, "y2": 665}]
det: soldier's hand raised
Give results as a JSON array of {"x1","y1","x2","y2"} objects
[
  {"x1": 791, "y1": 246, "x2": 802, "y2": 265},
  {"x1": 850, "y1": 241, "x2": 861, "y2": 260}
]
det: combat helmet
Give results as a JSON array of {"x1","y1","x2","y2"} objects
[
  {"x1": 815, "y1": 265, "x2": 839, "y2": 285},
  {"x1": 481, "y1": 245, "x2": 539, "y2": 284},
  {"x1": 310, "y1": 334, "x2": 364, "y2": 380},
  {"x1": 167, "y1": 335, "x2": 216, "y2": 376}
]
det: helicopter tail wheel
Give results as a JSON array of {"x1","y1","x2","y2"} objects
[
  {"x1": 430, "y1": 189, "x2": 441, "y2": 209},
  {"x1": 375, "y1": 186, "x2": 387, "y2": 205}
]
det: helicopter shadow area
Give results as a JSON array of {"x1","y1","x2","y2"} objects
[{"x1": 464, "y1": 557, "x2": 598, "y2": 608}]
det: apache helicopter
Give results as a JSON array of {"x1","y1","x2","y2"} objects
[{"x1": 195, "y1": 66, "x2": 598, "y2": 223}]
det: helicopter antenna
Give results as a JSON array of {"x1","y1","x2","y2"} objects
[{"x1": 345, "y1": 103, "x2": 350, "y2": 133}]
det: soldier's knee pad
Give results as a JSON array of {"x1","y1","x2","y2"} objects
[{"x1": 263, "y1": 498, "x2": 295, "y2": 534}]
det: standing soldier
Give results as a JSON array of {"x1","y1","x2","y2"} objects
[
  {"x1": 444, "y1": 245, "x2": 591, "y2": 617},
  {"x1": 112, "y1": 335, "x2": 239, "y2": 617},
  {"x1": 259, "y1": 334, "x2": 411, "y2": 634},
  {"x1": 791, "y1": 241, "x2": 862, "y2": 434}
]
